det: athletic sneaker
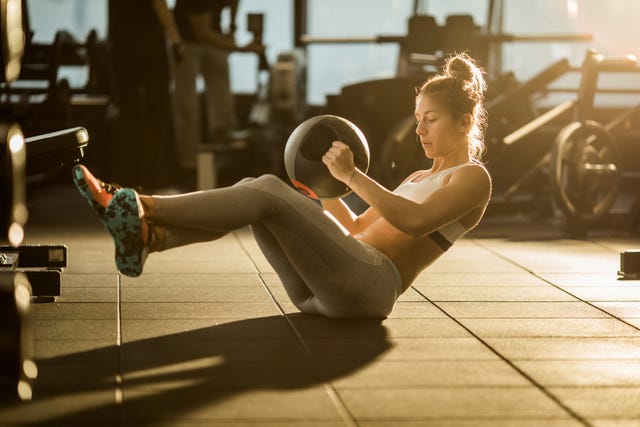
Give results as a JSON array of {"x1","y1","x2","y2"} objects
[
  {"x1": 72, "y1": 164, "x2": 122, "y2": 226},
  {"x1": 104, "y1": 188, "x2": 149, "y2": 277},
  {"x1": 73, "y1": 165, "x2": 150, "y2": 276}
]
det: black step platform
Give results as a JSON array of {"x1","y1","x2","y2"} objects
[{"x1": 0, "y1": 245, "x2": 67, "y2": 300}]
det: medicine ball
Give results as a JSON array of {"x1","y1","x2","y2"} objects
[{"x1": 284, "y1": 115, "x2": 369, "y2": 199}]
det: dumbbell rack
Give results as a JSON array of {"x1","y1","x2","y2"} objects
[
  {"x1": 1, "y1": 126, "x2": 87, "y2": 304},
  {"x1": 0, "y1": 245, "x2": 67, "y2": 302},
  {"x1": 0, "y1": 125, "x2": 86, "y2": 400}
]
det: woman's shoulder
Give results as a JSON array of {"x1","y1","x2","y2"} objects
[
  {"x1": 448, "y1": 162, "x2": 492, "y2": 193},
  {"x1": 457, "y1": 162, "x2": 491, "y2": 179}
]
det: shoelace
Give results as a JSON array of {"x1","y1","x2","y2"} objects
[
  {"x1": 100, "y1": 181, "x2": 143, "y2": 197},
  {"x1": 100, "y1": 181, "x2": 122, "y2": 195}
]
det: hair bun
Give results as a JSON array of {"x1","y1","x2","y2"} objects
[
  {"x1": 446, "y1": 56, "x2": 473, "y2": 82},
  {"x1": 444, "y1": 53, "x2": 486, "y2": 96}
]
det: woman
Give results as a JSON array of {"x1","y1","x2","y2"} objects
[{"x1": 73, "y1": 53, "x2": 492, "y2": 319}]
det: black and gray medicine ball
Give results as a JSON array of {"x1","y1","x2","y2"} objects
[{"x1": 284, "y1": 115, "x2": 370, "y2": 199}]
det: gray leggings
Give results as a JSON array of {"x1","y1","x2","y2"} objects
[{"x1": 151, "y1": 175, "x2": 402, "y2": 318}]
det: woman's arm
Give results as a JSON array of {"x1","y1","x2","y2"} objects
[
  {"x1": 353, "y1": 166, "x2": 491, "y2": 236},
  {"x1": 187, "y1": 8, "x2": 263, "y2": 53},
  {"x1": 188, "y1": 11, "x2": 237, "y2": 50},
  {"x1": 227, "y1": 0, "x2": 239, "y2": 34},
  {"x1": 151, "y1": 0, "x2": 182, "y2": 45},
  {"x1": 320, "y1": 199, "x2": 381, "y2": 235},
  {"x1": 323, "y1": 141, "x2": 491, "y2": 237},
  {"x1": 320, "y1": 169, "x2": 423, "y2": 234}
]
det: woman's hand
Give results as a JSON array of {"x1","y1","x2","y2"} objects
[{"x1": 322, "y1": 141, "x2": 356, "y2": 185}]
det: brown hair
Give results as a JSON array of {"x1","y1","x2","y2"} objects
[{"x1": 416, "y1": 53, "x2": 487, "y2": 162}]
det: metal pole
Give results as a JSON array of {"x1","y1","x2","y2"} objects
[
  {"x1": 487, "y1": 0, "x2": 496, "y2": 32},
  {"x1": 293, "y1": 0, "x2": 306, "y2": 48}
]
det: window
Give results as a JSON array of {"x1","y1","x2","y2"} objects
[
  {"x1": 305, "y1": 0, "x2": 413, "y2": 104},
  {"x1": 229, "y1": 0, "x2": 293, "y2": 93},
  {"x1": 26, "y1": 0, "x2": 107, "y2": 89},
  {"x1": 27, "y1": 0, "x2": 107, "y2": 42}
]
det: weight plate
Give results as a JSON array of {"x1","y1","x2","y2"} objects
[{"x1": 549, "y1": 120, "x2": 620, "y2": 223}]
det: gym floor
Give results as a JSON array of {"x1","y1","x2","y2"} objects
[{"x1": 2, "y1": 179, "x2": 640, "y2": 426}]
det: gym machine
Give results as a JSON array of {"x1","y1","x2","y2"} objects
[
  {"x1": 498, "y1": 49, "x2": 639, "y2": 235},
  {"x1": 0, "y1": 0, "x2": 108, "y2": 141},
  {"x1": 1, "y1": 0, "x2": 89, "y2": 400},
  {"x1": 295, "y1": 2, "x2": 640, "y2": 235},
  {"x1": 377, "y1": 57, "x2": 575, "y2": 190},
  {"x1": 297, "y1": 4, "x2": 592, "y2": 187}
]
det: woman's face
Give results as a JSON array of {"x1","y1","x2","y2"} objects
[{"x1": 414, "y1": 94, "x2": 466, "y2": 159}]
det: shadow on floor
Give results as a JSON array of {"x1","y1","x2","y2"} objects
[{"x1": 1, "y1": 314, "x2": 392, "y2": 425}]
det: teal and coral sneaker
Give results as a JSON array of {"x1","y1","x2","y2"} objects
[
  {"x1": 104, "y1": 188, "x2": 150, "y2": 277},
  {"x1": 72, "y1": 164, "x2": 122, "y2": 227}
]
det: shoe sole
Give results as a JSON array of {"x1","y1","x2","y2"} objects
[
  {"x1": 72, "y1": 165, "x2": 107, "y2": 225},
  {"x1": 104, "y1": 189, "x2": 147, "y2": 277}
]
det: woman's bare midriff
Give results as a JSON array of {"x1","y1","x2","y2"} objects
[
  {"x1": 356, "y1": 208, "x2": 484, "y2": 293},
  {"x1": 356, "y1": 220, "x2": 445, "y2": 293}
]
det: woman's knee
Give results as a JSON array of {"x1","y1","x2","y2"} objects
[
  {"x1": 251, "y1": 174, "x2": 292, "y2": 193},
  {"x1": 237, "y1": 174, "x2": 281, "y2": 186},
  {"x1": 235, "y1": 177, "x2": 256, "y2": 185},
  {"x1": 257, "y1": 174, "x2": 285, "y2": 185}
]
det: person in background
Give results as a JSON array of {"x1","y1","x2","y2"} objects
[
  {"x1": 172, "y1": 0, "x2": 264, "y2": 189},
  {"x1": 108, "y1": 0, "x2": 183, "y2": 191}
]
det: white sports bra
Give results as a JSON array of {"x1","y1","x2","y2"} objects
[{"x1": 393, "y1": 163, "x2": 471, "y2": 250}]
